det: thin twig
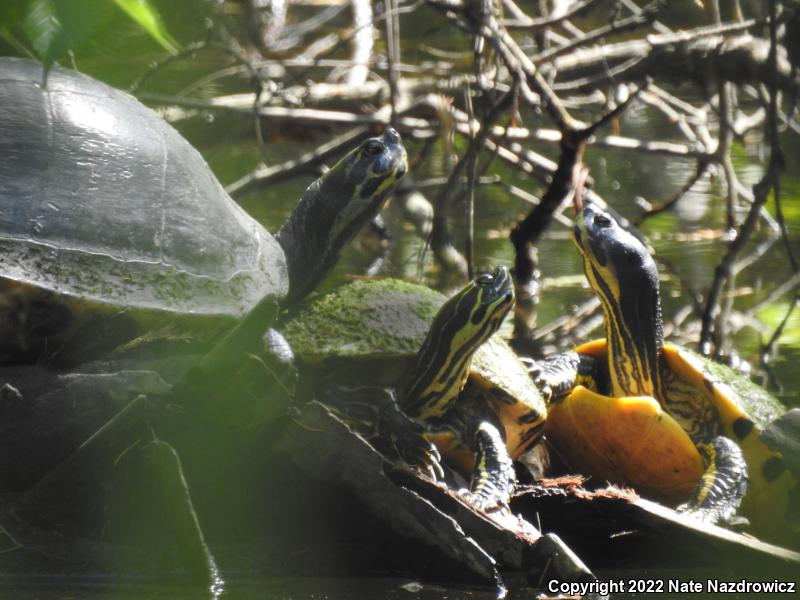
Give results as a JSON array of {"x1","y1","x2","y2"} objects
[
  {"x1": 700, "y1": 0, "x2": 784, "y2": 354},
  {"x1": 464, "y1": 85, "x2": 477, "y2": 278},
  {"x1": 385, "y1": 0, "x2": 401, "y2": 126},
  {"x1": 760, "y1": 0, "x2": 798, "y2": 364}
]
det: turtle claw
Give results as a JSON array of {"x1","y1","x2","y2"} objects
[
  {"x1": 387, "y1": 423, "x2": 445, "y2": 481},
  {"x1": 459, "y1": 487, "x2": 508, "y2": 514},
  {"x1": 536, "y1": 382, "x2": 554, "y2": 403},
  {"x1": 322, "y1": 385, "x2": 445, "y2": 478},
  {"x1": 424, "y1": 444, "x2": 445, "y2": 480},
  {"x1": 528, "y1": 364, "x2": 554, "y2": 403},
  {"x1": 423, "y1": 457, "x2": 446, "y2": 482},
  {"x1": 676, "y1": 503, "x2": 733, "y2": 526}
]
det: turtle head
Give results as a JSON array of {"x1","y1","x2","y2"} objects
[
  {"x1": 277, "y1": 128, "x2": 407, "y2": 304},
  {"x1": 573, "y1": 204, "x2": 660, "y2": 295},
  {"x1": 464, "y1": 265, "x2": 516, "y2": 333},
  {"x1": 573, "y1": 204, "x2": 662, "y2": 396},
  {"x1": 403, "y1": 266, "x2": 515, "y2": 418}
]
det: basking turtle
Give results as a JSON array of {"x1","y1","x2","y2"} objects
[
  {"x1": 0, "y1": 57, "x2": 406, "y2": 366},
  {"x1": 283, "y1": 267, "x2": 547, "y2": 509},
  {"x1": 535, "y1": 205, "x2": 797, "y2": 543}
]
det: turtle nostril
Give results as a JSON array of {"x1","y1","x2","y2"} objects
[{"x1": 384, "y1": 127, "x2": 400, "y2": 143}]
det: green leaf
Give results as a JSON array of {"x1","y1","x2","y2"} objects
[
  {"x1": 20, "y1": 0, "x2": 109, "y2": 77},
  {"x1": 112, "y1": 0, "x2": 177, "y2": 54},
  {"x1": 22, "y1": 0, "x2": 70, "y2": 76},
  {"x1": 9, "y1": 0, "x2": 177, "y2": 80}
]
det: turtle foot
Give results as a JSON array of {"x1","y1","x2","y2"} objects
[
  {"x1": 679, "y1": 436, "x2": 748, "y2": 525},
  {"x1": 373, "y1": 395, "x2": 444, "y2": 479},
  {"x1": 320, "y1": 385, "x2": 444, "y2": 479},
  {"x1": 459, "y1": 487, "x2": 510, "y2": 514},
  {"x1": 530, "y1": 351, "x2": 599, "y2": 404}
]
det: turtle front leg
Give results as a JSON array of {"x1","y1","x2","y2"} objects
[
  {"x1": 424, "y1": 408, "x2": 516, "y2": 511},
  {"x1": 682, "y1": 435, "x2": 748, "y2": 524},
  {"x1": 467, "y1": 421, "x2": 516, "y2": 512},
  {"x1": 531, "y1": 351, "x2": 604, "y2": 402}
]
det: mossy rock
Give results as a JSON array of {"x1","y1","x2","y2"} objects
[
  {"x1": 283, "y1": 278, "x2": 545, "y2": 421},
  {"x1": 284, "y1": 279, "x2": 445, "y2": 362}
]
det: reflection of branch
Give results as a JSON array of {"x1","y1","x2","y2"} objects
[
  {"x1": 503, "y1": 0, "x2": 599, "y2": 29},
  {"x1": 658, "y1": 257, "x2": 704, "y2": 317},
  {"x1": 226, "y1": 127, "x2": 371, "y2": 197},
  {"x1": 141, "y1": 93, "x2": 433, "y2": 129},
  {"x1": 699, "y1": 167, "x2": 770, "y2": 353},
  {"x1": 429, "y1": 88, "x2": 516, "y2": 275},
  {"x1": 464, "y1": 87, "x2": 477, "y2": 278},
  {"x1": 131, "y1": 41, "x2": 210, "y2": 93},
  {"x1": 700, "y1": 1, "x2": 784, "y2": 355},
  {"x1": 129, "y1": 36, "x2": 271, "y2": 157},
  {"x1": 761, "y1": 295, "x2": 799, "y2": 364},
  {"x1": 759, "y1": 0, "x2": 800, "y2": 364},
  {"x1": 531, "y1": 297, "x2": 602, "y2": 349},
  {"x1": 631, "y1": 162, "x2": 710, "y2": 225},
  {"x1": 754, "y1": 274, "x2": 800, "y2": 312},
  {"x1": 717, "y1": 81, "x2": 738, "y2": 232},
  {"x1": 531, "y1": 1, "x2": 661, "y2": 66},
  {"x1": 384, "y1": 0, "x2": 401, "y2": 124}
]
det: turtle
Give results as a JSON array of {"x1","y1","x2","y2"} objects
[
  {"x1": 533, "y1": 204, "x2": 798, "y2": 544},
  {"x1": 282, "y1": 266, "x2": 547, "y2": 510},
  {"x1": 0, "y1": 57, "x2": 407, "y2": 368}
]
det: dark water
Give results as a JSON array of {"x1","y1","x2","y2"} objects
[
  {"x1": 0, "y1": 1, "x2": 798, "y2": 598},
  {"x1": 0, "y1": 576, "x2": 494, "y2": 600}
]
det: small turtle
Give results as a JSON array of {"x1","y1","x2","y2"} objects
[{"x1": 283, "y1": 267, "x2": 547, "y2": 509}]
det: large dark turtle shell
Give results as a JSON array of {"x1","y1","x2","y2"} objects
[{"x1": 0, "y1": 58, "x2": 286, "y2": 363}]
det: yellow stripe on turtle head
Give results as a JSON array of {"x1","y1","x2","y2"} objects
[{"x1": 402, "y1": 266, "x2": 514, "y2": 419}]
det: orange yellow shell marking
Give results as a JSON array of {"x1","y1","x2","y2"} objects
[{"x1": 546, "y1": 384, "x2": 704, "y2": 504}]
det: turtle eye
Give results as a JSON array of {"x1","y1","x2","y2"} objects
[
  {"x1": 476, "y1": 272, "x2": 494, "y2": 285},
  {"x1": 364, "y1": 140, "x2": 385, "y2": 156},
  {"x1": 594, "y1": 213, "x2": 612, "y2": 227}
]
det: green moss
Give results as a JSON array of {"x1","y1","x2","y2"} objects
[
  {"x1": 283, "y1": 279, "x2": 445, "y2": 361},
  {"x1": 680, "y1": 348, "x2": 785, "y2": 426}
]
